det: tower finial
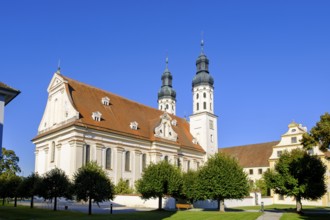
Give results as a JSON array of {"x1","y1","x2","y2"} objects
[
  {"x1": 165, "y1": 50, "x2": 169, "y2": 70},
  {"x1": 201, "y1": 31, "x2": 204, "y2": 54},
  {"x1": 56, "y1": 59, "x2": 61, "y2": 74}
]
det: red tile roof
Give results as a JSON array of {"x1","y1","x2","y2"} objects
[
  {"x1": 219, "y1": 141, "x2": 279, "y2": 167},
  {"x1": 34, "y1": 75, "x2": 205, "y2": 153}
]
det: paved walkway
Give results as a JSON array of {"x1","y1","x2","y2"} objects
[{"x1": 256, "y1": 211, "x2": 283, "y2": 220}]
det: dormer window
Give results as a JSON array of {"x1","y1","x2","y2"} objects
[
  {"x1": 130, "y1": 121, "x2": 138, "y2": 130},
  {"x1": 171, "y1": 119, "x2": 177, "y2": 126},
  {"x1": 101, "y1": 97, "x2": 110, "y2": 106},
  {"x1": 92, "y1": 111, "x2": 102, "y2": 121}
]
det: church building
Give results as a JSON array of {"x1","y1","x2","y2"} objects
[{"x1": 32, "y1": 42, "x2": 218, "y2": 187}]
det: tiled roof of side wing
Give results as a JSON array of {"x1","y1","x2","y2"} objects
[{"x1": 219, "y1": 141, "x2": 279, "y2": 167}]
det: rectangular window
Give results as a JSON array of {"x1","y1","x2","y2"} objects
[
  {"x1": 177, "y1": 158, "x2": 181, "y2": 168},
  {"x1": 249, "y1": 169, "x2": 253, "y2": 175},
  {"x1": 277, "y1": 150, "x2": 282, "y2": 157},
  {"x1": 278, "y1": 195, "x2": 284, "y2": 200},
  {"x1": 187, "y1": 160, "x2": 190, "y2": 171},
  {"x1": 105, "y1": 148, "x2": 111, "y2": 170},
  {"x1": 258, "y1": 169, "x2": 262, "y2": 175},
  {"x1": 85, "y1": 145, "x2": 90, "y2": 164},
  {"x1": 125, "y1": 151, "x2": 130, "y2": 171},
  {"x1": 50, "y1": 142, "x2": 55, "y2": 163},
  {"x1": 291, "y1": 137, "x2": 297, "y2": 143},
  {"x1": 209, "y1": 120, "x2": 214, "y2": 130},
  {"x1": 142, "y1": 154, "x2": 147, "y2": 171}
]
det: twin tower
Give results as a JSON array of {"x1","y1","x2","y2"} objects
[{"x1": 157, "y1": 41, "x2": 218, "y2": 156}]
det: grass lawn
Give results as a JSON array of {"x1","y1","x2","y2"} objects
[
  {"x1": 0, "y1": 205, "x2": 261, "y2": 220},
  {"x1": 234, "y1": 204, "x2": 330, "y2": 220}
]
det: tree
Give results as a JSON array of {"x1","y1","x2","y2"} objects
[
  {"x1": 264, "y1": 149, "x2": 326, "y2": 213},
  {"x1": 254, "y1": 178, "x2": 269, "y2": 197},
  {"x1": 195, "y1": 153, "x2": 249, "y2": 212},
  {"x1": 17, "y1": 173, "x2": 42, "y2": 208},
  {"x1": 301, "y1": 112, "x2": 330, "y2": 151},
  {"x1": 73, "y1": 162, "x2": 115, "y2": 215},
  {"x1": 136, "y1": 160, "x2": 182, "y2": 210},
  {"x1": 180, "y1": 170, "x2": 199, "y2": 204},
  {"x1": 0, "y1": 148, "x2": 21, "y2": 175},
  {"x1": 38, "y1": 168, "x2": 72, "y2": 211},
  {"x1": 115, "y1": 178, "x2": 134, "y2": 194},
  {"x1": 5, "y1": 174, "x2": 22, "y2": 207}
]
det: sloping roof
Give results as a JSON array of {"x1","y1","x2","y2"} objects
[
  {"x1": 219, "y1": 141, "x2": 279, "y2": 168},
  {"x1": 42, "y1": 75, "x2": 204, "y2": 153},
  {"x1": 0, "y1": 82, "x2": 20, "y2": 105}
]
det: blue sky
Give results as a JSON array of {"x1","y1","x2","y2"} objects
[{"x1": 1, "y1": 0, "x2": 329, "y2": 176}]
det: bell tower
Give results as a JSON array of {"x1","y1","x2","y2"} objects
[
  {"x1": 189, "y1": 40, "x2": 218, "y2": 156},
  {"x1": 158, "y1": 57, "x2": 176, "y2": 115}
]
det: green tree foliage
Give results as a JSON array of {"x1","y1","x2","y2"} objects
[
  {"x1": 254, "y1": 178, "x2": 269, "y2": 197},
  {"x1": 73, "y1": 162, "x2": 115, "y2": 215},
  {"x1": 195, "y1": 153, "x2": 249, "y2": 212},
  {"x1": 180, "y1": 170, "x2": 198, "y2": 204},
  {"x1": 136, "y1": 160, "x2": 182, "y2": 210},
  {"x1": 17, "y1": 173, "x2": 42, "y2": 208},
  {"x1": 0, "y1": 148, "x2": 21, "y2": 175},
  {"x1": 38, "y1": 168, "x2": 72, "y2": 211},
  {"x1": 264, "y1": 149, "x2": 326, "y2": 213},
  {"x1": 301, "y1": 112, "x2": 330, "y2": 151},
  {"x1": 115, "y1": 178, "x2": 134, "y2": 194},
  {"x1": 4, "y1": 174, "x2": 22, "y2": 207}
]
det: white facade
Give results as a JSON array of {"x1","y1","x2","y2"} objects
[
  {"x1": 33, "y1": 70, "x2": 210, "y2": 186},
  {"x1": 158, "y1": 98, "x2": 176, "y2": 115}
]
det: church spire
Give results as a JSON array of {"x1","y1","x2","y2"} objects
[{"x1": 158, "y1": 56, "x2": 176, "y2": 115}]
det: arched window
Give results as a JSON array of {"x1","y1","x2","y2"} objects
[
  {"x1": 197, "y1": 103, "x2": 199, "y2": 111},
  {"x1": 50, "y1": 142, "x2": 55, "y2": 163},
  {"x1": 164, "y1": 155, "x2": 168, "y2": 162},
  {"x1": 210, "y1": 103, "x2": 212, "y2": 111},
  {"x1": 160, "y1": 105, "x2": 163, "y2": 110},
  {"x1": 105, "y1": 148, "x2": 111, "y2": 170},
  {"x1": 196, "y1": 93, "x2": 199, "y2": 99},
  {"x1": 85, "y1": 145, "x2": 90, "y2": 164},
  {"x1": 125, "y1": 151, "x2": 130, "y2": 171},
  {"x1": 142, "y1": 153, "x2": 147, "y2": 171},
  {"x1": 203, "y1": 92, "x2": 206, "y2": 98},
  {"x1": 166, "y1": 104, "x2": 169, "y2": 110},
  {"x1": 203, "y1": 102, "x2": 206, "y2": 110}
]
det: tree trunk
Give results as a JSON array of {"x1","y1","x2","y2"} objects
[
  {"x1": 158, "y1": 196, "x2": 162, "y2": 210},
  {"x1": 14, "y1": 196, "x2": 17, "y2": 207},
  {"x1": 30, "y1": 196, "x2": 34, "y2": 208},
  {"x1": 218, "y1": 198, "x2": 225, "y2": 212},
  {"x1": 296, "y1": 196, "x2": 302, "y2": 213},
  {"x1": 88, "y1": 196, "x2": 92, "y2": 215},
  {"x1": 54, "y1": 196, "x2": 57, "y2": 211}
]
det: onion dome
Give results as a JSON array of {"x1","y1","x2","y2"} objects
[
  {"x1": 192, "y1": 40, "x2": 214, "y2": 88},
  {"x1": 158, "y1": 57, "x2": 176, "y2": 100}
]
